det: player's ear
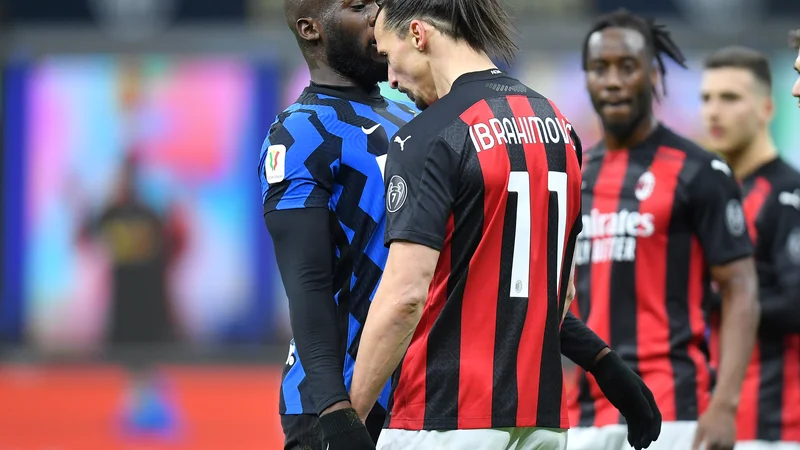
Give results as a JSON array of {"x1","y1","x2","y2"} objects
[
  {"x1": 763, "y1": 93, "x2": 775, "y2": 122},
  {"x1": 296, "y1": 17, "x2": 321, "y2": 43},
  {"x1": 409, "y1": 19, "x2": 426, "y2": 52}
]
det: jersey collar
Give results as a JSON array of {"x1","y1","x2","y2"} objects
[
  {"x1": 451, "y1": 68, "x2": 509, "y2": 88},
  {"x1": 306, "y1": 82, "x2": 388, "y2": 107}
]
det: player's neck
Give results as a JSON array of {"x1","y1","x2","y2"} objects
[
  {"x1": 604, "y1": 115, "x2": 659, "y2": 150},
  {"x1": 429, "y1": 43, "x2": 497, "y2": 99},
  {"x1": 726, "y1": 131, "x2": 778, "y2": 180},
  {"x1": 308, "y1": 60, "x2": 373, "y2": 91}
]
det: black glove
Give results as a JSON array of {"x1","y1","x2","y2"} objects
[
  {"x1": 319, "y1": 407, "x2": 376, "y2": 450},
  {"x1": 591, "y1": 351, "x2": 662, "y2": 450}
]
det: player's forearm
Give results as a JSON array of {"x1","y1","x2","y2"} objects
[
  {"x1": 560, "y1": 312, "x2": 610, "y2": 371},
  {"x1": 713, "y1": 272, "x2": 760, "y2": 410},
  {"x1": 351, "y1": 290, "x2": 423, "y2": 421},
  {"x1": 265, "y1": 208, "x2": 349, "y2": 414},
  {"x1": 287, "y1": 291, "x2": 349, "y2": 414}
]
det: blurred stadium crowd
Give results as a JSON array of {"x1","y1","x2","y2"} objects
[{"x1": 0, "y1": 0, "x2": 799, "y2": 448}]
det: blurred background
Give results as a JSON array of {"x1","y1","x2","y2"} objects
[{"x1": 0, "y1": 0, "x2": 798, "y2": 448}]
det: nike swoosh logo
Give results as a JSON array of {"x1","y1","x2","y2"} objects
[{"x1": 362, "y1": 124, "x2": 381, "y2": 134}]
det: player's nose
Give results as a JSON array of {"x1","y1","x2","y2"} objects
[
  {"x1": 701, "y1": 98, "x2": 720, "y2": 119},
  {"x1": 601, "y1": 66, "x2": 623, "y2": 90},
  {"x1": 388, "y1": 68, "x2": 399, "y2": 90},
  {"x1": 793, "y1": 76, "x2": 800, "y2": 101},
  {"x1": 367, "y1": 3, "x2": 378, "y2": 26}
]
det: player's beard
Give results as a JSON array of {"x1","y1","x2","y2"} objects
[
  {"x1": 595, "y1": 87, "x2": 653, "y2": 141},
  {"x1": 325, "y1": 25, "x2": 388, "y2": 89}
]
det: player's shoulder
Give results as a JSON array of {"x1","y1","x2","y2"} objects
[
  {"x1": 262, "y1": 100, "x2": 343, "y2": 153},
  {"x1": 764, "y1": 159, "x2": 800, "y2": 210},
  {"x1": 767, "y1": 158, "x2": 800, "y2": 188},
  {"x1": 653, "y1": 125, "x2": 712, "y2": 161},
  {"x1": 651, "y1": 125, "x2": 734, "y2": 182},
  {"x1": 388, "y1": 112, "x2": 446, "y2": 159}
]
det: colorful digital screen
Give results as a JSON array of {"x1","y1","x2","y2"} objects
[{"x1": 16, "y1": 56, "x2": 272, "y2": 351}]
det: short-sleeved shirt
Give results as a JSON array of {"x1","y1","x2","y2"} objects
[
  {"x1": 382, "y1": 69, "x2": 583, "y2": 431},
  {"x1": 569, "y1": 124, "x2": 754, "y2": 427}
]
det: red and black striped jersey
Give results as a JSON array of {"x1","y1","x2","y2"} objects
[
  {"x1": 568, "y1": 124, "x2": 754, "y2": 427},
  {"x1": 382, "y1": 69, "x2": 582, "y2": 431},
  {"x1": 708, "y1": 157, "x2": 800, "y2": 442}
]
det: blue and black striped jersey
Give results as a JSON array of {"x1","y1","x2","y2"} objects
[{"x1": 259, "y1": 84, "x2": 417, "y2": 415}]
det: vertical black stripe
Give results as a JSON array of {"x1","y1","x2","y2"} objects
[
  {"x1": 534, "y1": 97, "x2": 570, "y2": 427},
  {"x1": 610, "y1": 147, "x2": 654, "y2": 426},
  {"x1": 386, "y1": 358, "x2": 401, "y2": 427},
  {"x1": 757, "y1": 339, "x2": 784, "y2": 440},
  {"x1": 575, "y1": 148, "x2": 605, "y2": 426},
  {"x1": 576, "y1": 149, "x2": 606, "y2": 322},
  {"x1": 667, "y1": 157, "x2": 699, "y2": 421},
  {"x1": 485, "y1": 97, "x2": 528, "y2": 427},
  {"x1": 423, "y1": 119, "x2": 478, "y2": 430}
]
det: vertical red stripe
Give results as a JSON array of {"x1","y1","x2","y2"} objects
[
  {"x1": 742, "y1": 177, "x2": 772, "y2": 243},
  {"x1": 389, "y1": 216, "x2": 453, "y2": 429},
  {"x1": 560, "y1": 381, "x2": 570, "y2": 429},
  {"x1": 585, "y1": 149, "x2": 630, "y2": 426},
  {"x1": 635, "y1": 146, "x2": 686, "y2": 422},
  {"x1": 687, "y1": 238, "x2": 711, "y2": 416},
  {"x1": 455, "y1": 99, "x2": 503, "y2": 429},
  {"x1": 732, "y1": 179, "x2": 770, "y2": 439},
  {"x1": 505, "y1": 95, "x2": 548, "y2": 424},
  {"x1": 781, "y1": 335, "x2": 800, "y2": 441},
  {"x1": 708, "y1": 313, "x2": 720, "y2": 372}
]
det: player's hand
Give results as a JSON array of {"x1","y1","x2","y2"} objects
[
  {"x1": 319, "y1": 406, "x2": 376, "y2": 450},
  {"x1": 692, "y1": 402, "x2": 736, "y2": 450},
  {"x1": 590, "y1": 351, "x2": 661, "y2": 450}
]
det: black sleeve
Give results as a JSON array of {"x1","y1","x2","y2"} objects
[
  {"x1": 758, "y1": 191, "x2": 800, "y2": 334},
  {"x1": 384, "y1": 133, "x2": 461, "y2": 250},
  {"x1": 264, "y1": 207, "x2": 348, "y2": 414},
  {"x1": 560, "y1": 312, "x2": 609, "y2": 371},
  {"x1": 688, "y1": 158, "x2": 754, "y2": 266},
  {"x1": 570, "y1": 126, "x2": 583, "y2": 169}
]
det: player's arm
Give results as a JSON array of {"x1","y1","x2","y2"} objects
[
  {"x1": 756, "y1": 190, "x2": 800, "y2": 334},
  {"x1": 351, "y1": 135, "x2": 458, "y2": 422},
  {"x1": 690, "y1": 159, "x2": 759, "y2": 415},
  {"x1": 561, "y1": 312, "x2": 610, "y2": 368},
  {"x1": 259, "y1": 113, "x2": 352, "y2": 417}
]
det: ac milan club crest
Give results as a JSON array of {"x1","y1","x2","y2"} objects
[{"x1": 635, "y1": 171, "x2": 656, "y2": 201}]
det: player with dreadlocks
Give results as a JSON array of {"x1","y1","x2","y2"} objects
[{"x1": 567, "y1": 9, "x2": 759, "y2": 450}]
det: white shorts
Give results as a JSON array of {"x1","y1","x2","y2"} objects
[
  {"x1": 377, "y1": 427, "x2": 567, "y2": 450},
  {"x1": 567, "y1": 421, "x2": 697, "y2": 450},
  {"x1": 735, "y1": 442, "x2": 800, "y2": 450}
]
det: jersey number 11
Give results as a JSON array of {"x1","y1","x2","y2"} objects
[{"x1": 507, "y1": 171, "x2": 567, "y2": 299}]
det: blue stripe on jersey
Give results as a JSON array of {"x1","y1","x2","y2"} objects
[
  {"x1": 277, "y1": 112, "x2": 325, "y2": 210},
  {"x1": 282, "y1": 354, "x2": 306, "y2": 415},
  {"x1": 267, "y1": 90, "x2": 419, "y2": 415}
]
